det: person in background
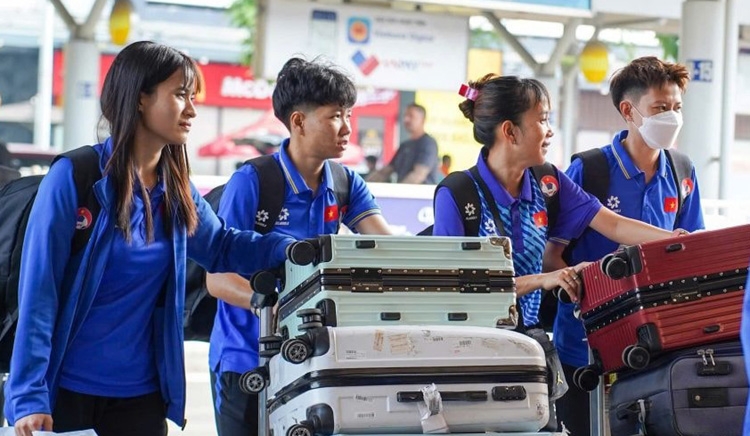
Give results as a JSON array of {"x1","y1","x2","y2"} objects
[
  {"x1": 206, "y1": 57, "x2": 392, "y2": 436},
  {"x1": 5, "y1": 41, "x2": 294, "y2": 436},
  {"x1": 549, "y1": 56, "x2": 704, "y2": 436},
  {"x1": 367, "y1": 103, "x2": 441, "y2": 184},
  {"x1": 441, "y1": 154, "x2": 452, "y2": 177}
]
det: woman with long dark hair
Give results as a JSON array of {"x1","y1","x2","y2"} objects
[{"x1": 6, "y1": 41, "x2": 293, "y2": 436}]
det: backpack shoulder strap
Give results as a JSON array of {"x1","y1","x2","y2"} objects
[
  {"x1": 435, "y1": 169, "x2": 483, "y2": 236},
  {"x1": 530, "y1": 162, "x2": 561, "y2": 231},
  {"x1": 664, "y1": 149, "x2": 692, "y2": 216},
  {"x1": 328, "y1": 161, "x2": 350, "y2": 233},
  {"x1": 571, "y1": 148, "x2": 609, "y2": 205},
  {"x1": 328, "y1": 161, "x2": 350, "y2": 208},
  {"x1": 55, "y1": 146, "x2": 102, "y2": 255},
  {"x1": 247, "y1": 155, "x2": 284, "y2": 235}
]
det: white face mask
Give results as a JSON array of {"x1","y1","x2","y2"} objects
[{"x1": 630, "y1": 104, "x2": 684, "y2": 150}]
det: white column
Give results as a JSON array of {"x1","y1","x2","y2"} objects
[
  {"x1": 62, "y1": 39, "x2": 100, "y2": 150},
  {"x1": 34, "y1": 3, "x2": 55, "y2": 150},
  {"x1": 679, "y1": 0, "x2": 725, "y2": 199},
  {"x1": 538, "y1": 73, "x2": 564, "y2": 167},
  {"x1": 720, "y1": 0, "x2": 738, "y2": 200}
]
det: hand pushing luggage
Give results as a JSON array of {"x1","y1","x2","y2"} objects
[{"x1": 277, "y1": 235, "x2": 517, "y2": 339}]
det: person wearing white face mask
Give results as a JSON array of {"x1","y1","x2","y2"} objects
[{"x1": 543, "y1": 56, "x2": 705, "y2": 436}]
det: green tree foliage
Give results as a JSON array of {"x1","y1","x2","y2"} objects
[
  {"x1": 228, "y1": 0, "x2": 256, "y2": 65},
  {"x1": 656, "y1": 33, "x2": 679, "y2": 61}
]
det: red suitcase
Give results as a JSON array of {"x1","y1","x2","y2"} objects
[{"x1": 571, "y1": 225, "x2": 750, "y2": 391}]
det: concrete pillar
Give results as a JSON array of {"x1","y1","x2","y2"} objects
[
  {"x1": 34, "y1": 2, "x2": 55, "y2": 150},
  {"x1": 62, "y1": 39, "x2": 100, "y2": 150},
  {"x1": 720, "y1": 0, "x2": 738, "y2": 200},
  {"x1": 679, "y1": 0, "x2": 725, "y2": 199},
  {"x1": 538, "y1": 73, "x2": 564, "y2": 167}
]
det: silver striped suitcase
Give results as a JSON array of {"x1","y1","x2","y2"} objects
[
  {"x1": 277, "y1": 235, "x2": 517, "y2": 338},
  {"x1": 265, "y1": 325, "x2": 550, "y2": 436}
]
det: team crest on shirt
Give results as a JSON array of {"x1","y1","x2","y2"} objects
[
  {"x1": 464, "y1": 203, "x2": 477, "y2": 221},
  {"x1": 606, "y1": 195, "x2": 621, "y2": 213},
  {"x1": 539, "y1": 175, "x2": 559, "y2": 198},
  {"x1": 681, "y1": 178, "x2": 694, "y2": 198},
  {"x1": 76, "y1": 207, "x2": 93, "y2": 230},
  {"x1": 275, "y1": 208, "x2": 290, "y2": 226}
]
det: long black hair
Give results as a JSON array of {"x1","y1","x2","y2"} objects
[{"x1": 100, "y1": 41, "x2": 201, "y2": 242}]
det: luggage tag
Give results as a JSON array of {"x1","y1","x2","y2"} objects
[{"x1": 417, "y1": 383, "x2": 449, "y2": 434}]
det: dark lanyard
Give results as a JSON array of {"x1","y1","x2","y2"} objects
[{"x1": 469, "y1": 166, "x2": 506, "y2": 237}]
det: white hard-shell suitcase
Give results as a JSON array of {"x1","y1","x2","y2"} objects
[
  {"x1": 277, "y1": 235, "x2": 517, "y2": 338},
  {"x1": 264, "y1": 325, "x2": 550, "y2": 436}
]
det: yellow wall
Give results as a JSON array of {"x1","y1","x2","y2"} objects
[{"x1": 415, "y1": 48, "x2": 502, "y2": 172}]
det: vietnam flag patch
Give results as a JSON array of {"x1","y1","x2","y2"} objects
[
  {"x1": 664, "y1": 197, "x2": 678, "y2": 213},
  {"x1": 324, "y1": 204, "x2": 339, "y2": 222},
  {"x1": 533, "y1": 211, "x2": 548, "y2": 227}
]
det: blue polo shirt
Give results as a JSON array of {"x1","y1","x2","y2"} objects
[
  {"x1": 60, "y1": 180, "x2": 169, "y2": 397},
  {"x1": 742, "y1": 269, "x2": 750, "y2": 435},
  {"x1": 209, "y1": 140, "x2": 381, "y2": 374},
  {"x1": 433, "y1": 153, "x2": 601, "y2": 327},
  {"x1": 555, "y1": 129, "x2": 705, "y2": 368}
]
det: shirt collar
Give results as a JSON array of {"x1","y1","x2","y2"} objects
[
  {"x1": 611, "y1": 130, "x2": 669, "y2": 180},
  {"x1": 277, "y1": 138, "x2": 335, "y2": 195},
  {"x1": 476, "y1": 148, "x2": 533, "y2": 206}
]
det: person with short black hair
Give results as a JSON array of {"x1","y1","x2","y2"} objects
[
  {"x1": 5, "y1": 41, "x2": 294, "y2": 436},
  {"x1": 550, "y1": 56, "x2": 704, "y2": 436},
  {"x1": 206, "y1": 57, "x2": 391, "y2": 436},
  {"x1": 367, "y1": 103, "x2": 441, "y2": 184}
]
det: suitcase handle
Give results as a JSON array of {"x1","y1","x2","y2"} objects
[
  {"x1": 355, "y1": 240, "x2": 376, "y2": 249},
  {"x1": 397, "y1": 390, "x2": 487, "y2": 402},
  {"x1": 665, "y1": 243, "x2": 684, "y2": 253},
  {"x1": 461, "y1": 241, "x2": 482, "y2": 250}
]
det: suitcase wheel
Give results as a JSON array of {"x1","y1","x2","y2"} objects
[
  {"x1": 281, "y1": 338, "x2": 313, "y2": 364},
  {"x1": 287, "y1": 422, "x2": 314, "y2": 436},
  {"x1": 259, "y1": 335, "x2": 283, "y2": 358},
  {"x1": 239, "y1": 367, "x2": 268, "y2": 394},
  {"x1": 604, "y1": 254, "x2": 630, "y2": 280},
  {"x1": 296, "y1": 308, "x2": 324, "y2": 331},
  {"x1": 287, "y1": 240, "x2": 317, "y2": 265},
  {"x1": 622, "y1": 344, "x2": 650, "y2": 370},
  {"x1": 573, "y1": 365, "x2": 600, "y2": 392}
]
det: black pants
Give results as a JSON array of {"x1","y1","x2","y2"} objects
[
  {"x1": 52, "y1": 388, "x2": 167, "y2": 436},
  {"x1": 211, "y1": 370, "x2": 259, "y2": 436},
  {"x1": 556, "y1": 363, "x2": 591, "y2": 436}
]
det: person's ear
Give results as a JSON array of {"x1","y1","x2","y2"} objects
[
  {"x1": 290, "y1": 111, "x2": 305, "y2": 134},
  {"x1": 499, "y1": 120, "x2": 517, "y2": 144},
  {"x1": 620, "y1": 101, "x2": 633, "y2": 123}
]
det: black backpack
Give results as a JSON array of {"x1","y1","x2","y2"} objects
[
  {"x1": 536, "y1": 148, "x2": 694, "y2": 331},
  {"x1": 183, "y1": 156, "x2": 351, "y2": 342},
  {"x1": 0, "y1": 146, "x2": 101, "y2": 372}
]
